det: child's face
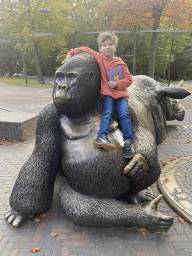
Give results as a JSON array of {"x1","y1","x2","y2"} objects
[{"x1": 99, "y1": 38, "x2": 116, "y2": 60}]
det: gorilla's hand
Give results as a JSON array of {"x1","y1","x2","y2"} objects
[
  {"x1": 141, "y1": 194, "x2": 174, "y2": 232},
  {"x1": 123, "y1": 153, "x2": 149, "y2": 180}
]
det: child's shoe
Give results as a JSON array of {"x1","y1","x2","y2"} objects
[
  {"x1": 93, "y1": 136, "x2": 115, "y2": 151},
  {"x1": 124, "y1": 141, "x2": 135, "y2": 158}
]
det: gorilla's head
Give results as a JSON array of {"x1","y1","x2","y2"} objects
[{"x1": 53, "y1": 52, "x2": 101, "y2": 117}]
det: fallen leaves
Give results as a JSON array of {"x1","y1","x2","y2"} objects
[
  {"x1": 138, "y1": 228, "x2": 147, "y2": 235},
  {"x1": 178, "y1": 216, "x2": 185, "y2": 224},
  {"x1": 51, "y1": 233, "x2": 58, "y2": 237},
  {"x1": 185, "y1": 138, "x2": 191, "y2": 144},
  {"x1": 34, "y1": 213, "x2": 46, "y2": 222},
  {"x1": 34, "y1": 217, "x2": 41, "y2": 222},
  {"x1": 132, "y1": 226, "x2": 147, "y2": 235},
  {"x1": 39, "y1": 212, "x2": 46, "y2": 218},
  {"x1": 4, "y1": 190, "x2": 10, "y2": 193},
  {"x1": 30, "y1": 232, "x2": 58, "y2": 252},
  {"x1": 30, "y1": 246, "x2": 41, "y2": 253},
  {"x1": 159, "y1": 159, "x2": 167, "y2": 168},
  {"x1": 164, "y1": 178, "x2": 169, "y2": 183},
  {"x1": 0, "y1": 139, "x2": 16, "y2": 145}
]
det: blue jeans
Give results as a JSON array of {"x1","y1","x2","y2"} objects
[{"x1": 98, "y1": 96, "x2": 134, "y2": 142}]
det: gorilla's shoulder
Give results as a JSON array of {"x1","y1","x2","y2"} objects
[
  {"x1": 37, "y1": 103, "x2": 61, "y2": 131},
  {"x1": 39, "y1": 103, "x2": 59, "y2": 119}
]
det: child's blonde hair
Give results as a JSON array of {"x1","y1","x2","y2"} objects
[{"x1": 97, "y1": 31, "x2": 118, "y2": 48}]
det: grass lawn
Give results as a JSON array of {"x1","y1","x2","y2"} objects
[{"x1": 0, "y1": 76, "x2": 53, "y2": 87}]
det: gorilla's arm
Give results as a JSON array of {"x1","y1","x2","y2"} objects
[
  {"x1": 5, "y1": 103, "x2": 61, "y2": 227},
  {"x1": 123, "y1": 126, "x2": 161, "y2": 195}
]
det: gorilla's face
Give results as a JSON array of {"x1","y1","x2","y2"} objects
[{"x1": 53, "y1": 53, "x2": 101, "y2": 117}]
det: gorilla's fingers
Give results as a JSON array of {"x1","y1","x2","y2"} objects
[
  {"x1": 156, "y1": 219, "x2": 174, "y2": 230},
  {"x1": 150, "y1": 216, "x2": 174, "y2": 232},
  {"x1": 145, "y1": 190, "x2": 155, "y2": 198},
  {"x1": 127, "y1": 165, "x2": 147, "y2": 180},
  {"x1": 4, "y1": 209, "x2": 12, "y2": 220},
  {"x1": 159, "y1": 219, "x2": 174, "y2": 227},
  {"x1": 150, "y1": 194, "x2": 163, "y2": 210},
  {"x1": 123, "y1": 153, "x2": 148, "y2": 178},
  {"x1": 146, "y1": 194, "x2": 155, "y2": 200},
  {"x1": 123, "y1": 157, "x2": 137, "y2": 175},
  {"x1": 136, "y1": 167, "x2": 147, "y2": 179},
  {"x1": 12, "y1": 215, "x2": 25, "y2": 228},
  {"x1": 7, "y1": 214, "x2": 15, "y2": 225},
  {"x1": 144, "y1": 191, "x2": 155, "y2": 201},
  {"x1": 158, "y1": 213, "x2": 175, "y2": 222}
]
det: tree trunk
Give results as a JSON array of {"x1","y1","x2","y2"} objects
[
  {"x1": 34, "y1": 41, "x2": 45, "y2": 84},
  {"x1": 21, "y1": 36, "x2": 28, "y2": 84},
  {"x1": 148, "y1": 3, "x2": 165, "y2": 79},
  {"x1": 148, "y1": 31, "x2": 159, "y2": 78},
  {"x1": 167, "y1": 32, "x2": 174, "y2": 86}
]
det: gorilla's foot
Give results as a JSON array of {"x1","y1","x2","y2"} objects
[
  {"x1": 4, "y1": 208, "x2": 31, "y2": 228},
  {"x1": 141, "y1": 195, "x2": 174, "y2": 233},
  {"x1": 123, "y1": 189, "x2": 156, "y2": 204}
]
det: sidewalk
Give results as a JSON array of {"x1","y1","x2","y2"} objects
[
  {"x1": 0, "y1": 81, "x2": 53, "y2": 141},
  {"x1": 0, "y1": 81, "x2": 192, "y2": 256}
]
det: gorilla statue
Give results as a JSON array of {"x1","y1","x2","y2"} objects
[{"x1": 5, "y1": 52, "x2": 190, "y2": 232}]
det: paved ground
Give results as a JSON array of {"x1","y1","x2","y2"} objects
[
  {"x1": 0, "y1": 81, "x2": 53, "y2": 114},
  {"x1": 0, "y1": 80, "x2": 192, "y2": 256}
]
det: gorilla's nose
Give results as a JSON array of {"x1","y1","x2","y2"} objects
[
  {"x1": 57, "y1": 79, "x2": 68, "y2": 91},
  {"x1": 58, "y1": 84, "x2": 67, "y2": 91}
]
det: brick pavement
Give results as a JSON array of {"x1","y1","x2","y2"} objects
[{"x1": 0, "y1": 82, "x2": 192, "y2": 256}]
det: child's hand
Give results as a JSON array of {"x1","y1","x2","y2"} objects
[
  {"x1": 108, "y1": 81, "x2": 117, "y2": 89},
  {"x1": 61, "y1": 53, "x2": 72, "y2": 64}
]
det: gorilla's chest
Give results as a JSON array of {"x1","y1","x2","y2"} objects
[{"x1": 59, "y1": 114, "x2": 130, "y2": 198}]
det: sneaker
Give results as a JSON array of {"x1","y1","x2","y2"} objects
[
  {"x1": 124, "y1": 141, "x2": 135, "y2": 158},
  {"x1": 93, "y1": 136, "x2": 116, "y2": 151}
]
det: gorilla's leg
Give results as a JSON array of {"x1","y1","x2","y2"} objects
[
  {"x1": 59, "y1": 181, "x2": 173, "y2": 232},
  {"x1": 5, "y1": 103, "x2": 61, "y2": 227}
]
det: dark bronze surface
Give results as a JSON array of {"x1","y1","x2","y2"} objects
[{"x1": 158, "y1": 156, "x2": 192, "y2": 224}]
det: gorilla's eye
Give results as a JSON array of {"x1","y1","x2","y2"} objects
[
  {"x1": 56, "y1": 74, "x2": 65, "y2": 81},
  {"x1": 67, "y1": 72, "x2": 78, "y2": 79}
]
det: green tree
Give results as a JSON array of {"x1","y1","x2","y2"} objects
[
  {"x1": 171, "y1": 33, "x2": 192, "y2": 80},
  {"x1": 103, "y1": 0, "x2": 192, "y2": 78},
  {"x1": 154, "y1": 25, "x2": 190, "y2": 82},
  {"x1": 58, "y1": 0, "x2": 111, "y2": 54},
  {"x1": 0, "y1": 0, "x2": 72, "y2": 82}
]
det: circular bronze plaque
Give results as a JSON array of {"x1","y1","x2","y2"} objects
[{"x1": 157, "y1": 156, "x2": 192, "y2": 224}]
